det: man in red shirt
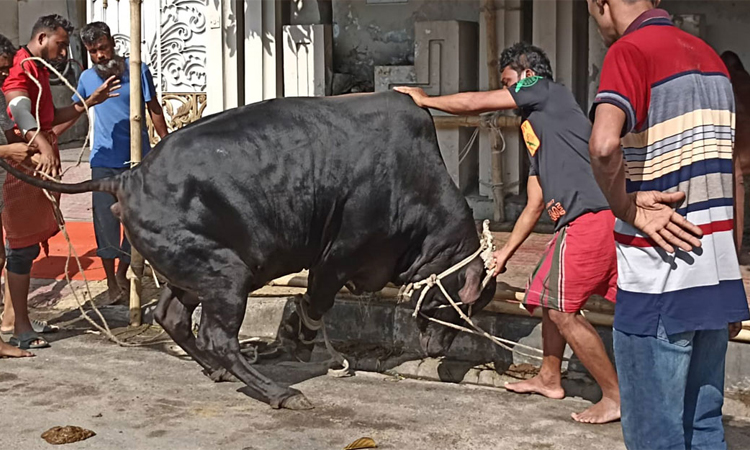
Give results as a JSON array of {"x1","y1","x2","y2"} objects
[
  {"x1": 1, "y1": 15, "x2": 117, "y2": 350},
  {"x1": 589, "y1": 0, "x2": 747, "y2": 448}
]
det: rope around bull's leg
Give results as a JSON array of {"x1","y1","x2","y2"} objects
[{"x1": 296, "y1": 295, "x2": 352, "y2": 377}]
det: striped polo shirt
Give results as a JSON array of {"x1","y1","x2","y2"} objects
[{"x1": 591, "y1": 9, "x2": 750, "y2": 336}]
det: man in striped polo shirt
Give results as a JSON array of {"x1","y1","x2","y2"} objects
[{"x1": 588, "y1": 1, "x2": 750, "y2": 449}]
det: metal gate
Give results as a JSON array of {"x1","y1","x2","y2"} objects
[{"x1": 86, "y1": 0, "x2": 208, "y2": 144}]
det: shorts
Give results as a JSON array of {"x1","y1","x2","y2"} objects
[
  {"x1": 92, "y1": 167, "x2": 131, "y2": 262},
  {"x1": 5, "y1": 242, "x2": 40, "y2": 275},
  {"x1": 524, "y1": 210, "x2": 617, "y2": 314}
]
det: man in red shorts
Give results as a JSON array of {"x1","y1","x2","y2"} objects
[{"x1": 396, "y1": 42, "x2": 619, "y2": 424}]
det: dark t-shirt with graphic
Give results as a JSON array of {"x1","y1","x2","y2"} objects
[{"x1": 509, "y1": 76, "x2": 610, "y2": 230}]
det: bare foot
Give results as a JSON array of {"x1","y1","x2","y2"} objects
[
  {"x1": 505, "y1": 375, "x2": 565, "y2": 399},
  {"x1": 0, "y1": 340, "x2": 34, "y2": 358},
  {"x1": 571, "y1": 396, "x2": 621, "y2": 424}
]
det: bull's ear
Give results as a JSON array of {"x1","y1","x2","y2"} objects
[{"x1": 458, "y1": 263, "x2": 482, "y2": 305}]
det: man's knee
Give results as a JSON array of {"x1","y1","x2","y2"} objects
[
  {"x1": 5, "y1": 244, "x2": 40, "y2": 275},
  {"x1": 547, "y1": 308, "x2": 578, "y2": 328}
]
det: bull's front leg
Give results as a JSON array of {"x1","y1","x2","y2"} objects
[
  {"x1": 154, "y1": 286, "x2": 237, "y2": 382},
  {"x1": 277, "y1": 269, "x2": 345, "y2": 362}
]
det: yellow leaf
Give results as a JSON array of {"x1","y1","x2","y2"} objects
[{"x1": 344, "y1": 437, "x2": 378, "y2": 449}]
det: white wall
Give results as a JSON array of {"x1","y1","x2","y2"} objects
[{"x1": 668, "y1": 0, "x2": 750, "y2": 64}]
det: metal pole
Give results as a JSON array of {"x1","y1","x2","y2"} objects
[{"x1": 129, "y1": 0, "x2": 143, "y2": 327}]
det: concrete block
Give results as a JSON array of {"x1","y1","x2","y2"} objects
[
  {"x1": 442, "y1": 312, "x2": 499, "y2": 363},
  {"x1": 283, "y1": 24, "x2": 333, "y2": 97},
  {"x1": 240, "y1": 297, "x2": 292, "y2": 340},
  {"x1": 373, "y1": 66, "x2": 416, "y2": 93},
  {"x1": 323, "y1": 298, "x2": 395, "y2": 344},
  {"x1": 393, "y1": 302, "x2": 421, "y2": 350}
]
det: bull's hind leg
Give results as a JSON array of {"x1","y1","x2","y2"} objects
[
  {"x1": 154, "y1": 286, "x2": 237, "y2": 382},
  {"x1": 196, "y1": 282, "x2": 312, "y2": 410}
]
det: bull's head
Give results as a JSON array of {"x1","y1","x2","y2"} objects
[{"x1": 413, "y1": 257, "x2": 496, "y2": 357}]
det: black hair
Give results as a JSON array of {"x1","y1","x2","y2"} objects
[
  {"x1": 499, "y1": 42, "x2": 554, "y2": 81},
  {"x1": 30, "y1": 14, "x2": 74, "y2": 40},
  {"x1": 721, "y1": 51, "x2": 746, "y2": 73},
  {"x1": 80, "y1": 22, "x2": 112, "y2": 47},
  {"x1": 0, "y1": 34, "x2": 16, "y2": 60}
]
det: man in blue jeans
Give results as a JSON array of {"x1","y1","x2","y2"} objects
[
  {"x1": 588, "y1": 0, "x2": 750, "y2": 449},
  {"x1": 76, "y1": 22, "x2": 168, "y2": 300}
]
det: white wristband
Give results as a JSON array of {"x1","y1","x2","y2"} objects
[{"x1": 8, "y1": 96, "x2": 38, "y2": 136}]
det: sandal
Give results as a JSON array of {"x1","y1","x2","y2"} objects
[
  {"x1": 31, "y1": 319, "x2": 59, "y2": 334},
  {"x1": 9, "y1": 331, "x2": 50, "y2": 350},
  {"x1": 0, "y1": 315, "x2": 59, "y2": 335}
]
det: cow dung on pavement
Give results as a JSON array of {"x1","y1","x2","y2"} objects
[{"x1": 41, "y1": 426, "x2": 96, "y2": 445}]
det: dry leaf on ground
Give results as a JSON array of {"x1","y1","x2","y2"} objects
[{"x1": 344, "y1": 437, "x2": 378, "y2": 449}]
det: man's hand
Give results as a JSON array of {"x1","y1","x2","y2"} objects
[
  {"x1": 491, "y1": 248, "x2": 510, "y2": 277},
  {"x1": 27, "y1": 133, "x2": 60, "y2": 179},
  {"x1": 625, "y1": 190, "x2": 703, "y2": 253},
  {"x1": 729, "y1": 322, "x2": 743, "y2": 340},
  {"x1": 85, "y1": 75, "x2": 121, "y2": 107},
  {"x1": 394, "y1": 86, "x2": 429, "y2": 108},
  {"x1": 0, "y1": 142, "x2": 38, "y2": 163}
]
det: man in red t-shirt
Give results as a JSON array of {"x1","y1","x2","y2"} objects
[
  {"x1": 589, "y1": 1, "x2": 747, "y2": 449},
  {"x1": 1, "y1": 14, "x2": 117, "y2": 350}
]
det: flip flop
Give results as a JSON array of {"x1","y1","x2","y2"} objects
[
  {"x1": 0, "y1": 315, "x2": 59, "y2": 335},
  {"x1": 9, "y1": 331, "x2": 50, "y2": 350},
  {"x1": 31, "y1": 319, "x2": 59, "y2": 334}
]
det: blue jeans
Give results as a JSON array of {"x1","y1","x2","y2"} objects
[
  {"x1": 614, "y1": 320, "x2": 728, "y2": 450},
  {"x1": 92, "y1": 167, "x2": 130, "y2": 263}
]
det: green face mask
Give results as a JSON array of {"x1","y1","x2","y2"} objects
[{"x1": 515, "y1": 75, "x2": 542, "y2": 93}]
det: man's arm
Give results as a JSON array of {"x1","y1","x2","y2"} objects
[
  {"x1": 5, "y1": 89, "x2": 60, "y2": 177},
  {"x1": 394, "y1": 86, "x2": 517, "y2": 115},
  {"x1": 492, "y1": 175, "x2": 545, "y2": 276},
  {"x1": 147, "y1": 98, "x2": 169, "y2": 139},
  {"x1": 52, "y1": 75, "x2": 121, "y2": 126},
  {"x1": 589, "y1": 103, "x2": 702, "y2": 252}
]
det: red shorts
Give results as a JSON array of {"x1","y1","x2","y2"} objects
[{"x1": 524, "y1": 210, "x2": 617, "y2": 314}]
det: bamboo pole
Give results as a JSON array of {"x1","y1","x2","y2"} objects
[
  {"x1": 128, "y1": 0, "x2": 143, "y2": 327},
  {"x1": 432, "y1": 115, "x2": 521, "y2": 129},
  {"x1": 482, "y1": 0, "x2": 506, "y2": 223}
]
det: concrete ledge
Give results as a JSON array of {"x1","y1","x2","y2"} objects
[{"x1": 236, "y1": 295, "x2": 750, "y2": 396}]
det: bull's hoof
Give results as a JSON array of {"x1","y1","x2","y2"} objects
[
  {"x1": 203, "y1": 368, "x2": 238, "y2": 383},
  {"x1": 279, "y1": 393, "x2": 314, "y2": 410}
]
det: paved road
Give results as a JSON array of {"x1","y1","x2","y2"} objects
[{"x1": 2, "y1": 331, "x2": 750, "y2": 450}]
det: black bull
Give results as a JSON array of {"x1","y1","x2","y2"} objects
[{"x1": 0, "y1": 91, "x2": 496, "y2": 409}]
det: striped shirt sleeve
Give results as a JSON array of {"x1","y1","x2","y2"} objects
[{"x1": 590, "y1": 42, "x2": 648, "y2": 136}]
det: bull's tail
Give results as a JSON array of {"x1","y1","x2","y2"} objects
[{"x1": 0, "y1": 158, "x2": 121, "y2": 195}]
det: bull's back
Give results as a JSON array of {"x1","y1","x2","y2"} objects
[{"x1": 120, "y1": 92, "x2": 465, "y2": 280}]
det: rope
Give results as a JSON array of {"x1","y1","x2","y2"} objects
[
  {"x1": 295, "y1": 294, "x2": 352, "y2": 377},
  {"x1": 403, "y1": 220, "x2": 552, "y2": 362},
  {"x1": 18, "y1": 56, "x2": 145, "y2": 347}
]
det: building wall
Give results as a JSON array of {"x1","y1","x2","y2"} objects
[
  {"x1": 332, "y1": 0, "x2": 480, "y2": 91},
  {"x1": 668, "y1": 0, "x2": 750, "y2": 64},
  {"x1": 588, "y1": 1, "x2": 750, "y2": 111}
]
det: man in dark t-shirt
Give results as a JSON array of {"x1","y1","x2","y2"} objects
[{"x1": 396, "y1": 42, "x2": 619, "y2": 424}]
